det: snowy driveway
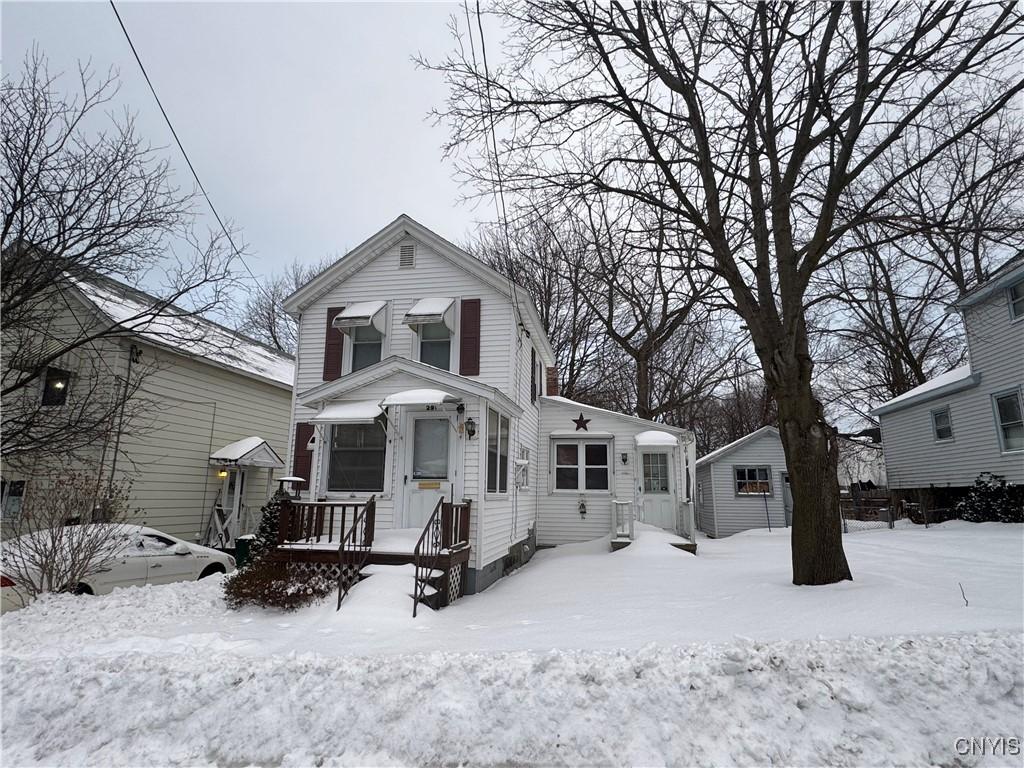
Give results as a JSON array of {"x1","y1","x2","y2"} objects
[{"x1": 3, "y1": 521, "x2": 1022, "y2": 766}]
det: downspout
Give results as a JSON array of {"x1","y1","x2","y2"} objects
[{"x1": 105, "y1": 343, "x2": 141, "y2": 501}]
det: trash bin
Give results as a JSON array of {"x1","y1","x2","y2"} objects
[{"x1": 234, "y1": 534, "x2": 254, "y2": 569}]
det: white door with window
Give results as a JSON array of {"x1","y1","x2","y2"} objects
[
  {"x1": 639, "y1": 451, "x2": 676, "y2": 531},
  {"x1": 404, "y1": 414, "x2": 455, "y2": 529}
]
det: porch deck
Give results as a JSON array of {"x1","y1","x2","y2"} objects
[{"x1": 280, "y1": 527, "x2": 424, "y2": 555}]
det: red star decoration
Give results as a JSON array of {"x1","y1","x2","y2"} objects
[{"x1": 573, "y1": 413, "x2": 591, "y2": 431}]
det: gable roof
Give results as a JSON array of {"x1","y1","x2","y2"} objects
[
  {"x1": 282, "y1": 214, "x2": 555, "y2": 362},
  {"x1": 696, "y1": 425, "x2": 780, "y2": 467},
  {"x1": 68, "y1": 274, "x2": 294, "y2": 389},
  {"x1": 297, "y1": 355, "x2": 523, "y2": 416}
]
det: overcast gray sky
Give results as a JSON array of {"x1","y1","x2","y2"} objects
[{"x1": 2, "y1": 1, "x2": 487, "y2": 279}]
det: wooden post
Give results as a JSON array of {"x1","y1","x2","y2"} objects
[{"x1": 277, "y1": 496, "x2": 294, "y2": 544}]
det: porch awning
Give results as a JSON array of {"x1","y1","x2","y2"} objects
[
  {"x1": 209, "y1": 437, "x2": 285, "y2": 469},
  {"x1": 310, "y1": 400, "x2": 384, "y2": 424},
  {"x1": 332, "y1": 301, "x2": 387, "y2": 333},
  {"x1": 380, "y1": 388, "x2": 461, "y2": 407},
  {"x1": 635, "y1": 430, "x2": 679, "y2": 447},
  {"x1": 403, "y1": 297, "x2": 455, "y2": 331}
]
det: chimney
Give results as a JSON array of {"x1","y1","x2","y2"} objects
[{"x1": 545, "y1": 366, "x2": 560, "y2": 397}]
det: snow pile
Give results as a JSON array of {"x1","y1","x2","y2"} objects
[{"x1": 2, "y1": 632, "x2": 1020, "y2": 767}]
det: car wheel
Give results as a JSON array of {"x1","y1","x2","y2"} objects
[
  {"x1": 73, "y1": 583, "x2": 93, "y2": 596},
  {"x1": 198, "y1": 564, "x2": 225, "y2": 580}
]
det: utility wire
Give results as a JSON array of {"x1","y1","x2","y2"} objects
[{"x1": 109, "y1": 0, "x2": 270, "y2": 298}]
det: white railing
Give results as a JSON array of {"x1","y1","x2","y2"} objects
[{"x1": 611, "y1": 500, "x2": 634, "y2": 540}]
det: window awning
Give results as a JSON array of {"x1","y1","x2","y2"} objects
[
  {"x1": 209, "y1": 436, "x2": 285, "y2": 468},
  {"x1": 310, "y1": 400, "x2": 384, "y2": 424},
  {"x1": 333, "y1": 301, "x2": 387, "y2": 333},
  {"x1": 380, "y1": 388, "x2": 461, "y2": 407},
  {"x1": 635, "y1": 430, "x2": 679, "y2": 447},
  {"x1": 403, "y1": 297, "x2": 455, "y2": 331}
]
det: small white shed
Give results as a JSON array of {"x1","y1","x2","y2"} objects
[{"x1": 695, "y1": 426, "x2": 791, "y2": 538}]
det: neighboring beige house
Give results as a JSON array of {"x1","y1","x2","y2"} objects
[
  {"x1": 1, "y1": 274, "x2": 294, "y2": 547},
  {"x1": 871, "y1": 255, "x2": 1024, "y2": 507}
]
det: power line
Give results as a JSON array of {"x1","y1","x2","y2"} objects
[{"x1": 108, "y1": 0, "x2": 268, "y2": 296}]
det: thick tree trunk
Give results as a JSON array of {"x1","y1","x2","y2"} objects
[{"x1": 759, "y1": 323, "x2": 853, "y2": 586}]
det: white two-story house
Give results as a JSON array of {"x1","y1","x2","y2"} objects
[
  {"x1": 282, "y1": 215, "x2": 697, "y2": 594},
  {"x1": 872, "y1": 254, "x2": 1024, "y2": 508}
]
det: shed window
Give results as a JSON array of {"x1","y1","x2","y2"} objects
[
  {"x1": 931, "y1": 407, "x2": 953, "y2": 441},
  {"x1": 41, "y1": 367, "x2": 71, "y2": 406},
  {"x1": 993, "y1": 390, "x2": 1024, "y2": 452},
  {"x1": 734, "y1": 466, "x2": 771, "y2": 495},
  {"x1": 554, "y1": 441, "x2": 611, "y2": 491},
  {"x1": 350, "y1": 325, "x2": 382, "y2": 372},
  {"x1": 486, "y1": 409, "x2": 510, "y2": 493},
  {"x1": 327, "y1": 419, "x2": 386, "y2": 492},
  {"x1": 1009, "y1": 280, "x2": 1024, "y2": 320}
]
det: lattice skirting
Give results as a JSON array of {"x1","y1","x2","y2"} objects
[
  {"x1": 447, "y1": 563, "x2": 466, "y2": 604},
  {"x1": 286, "y1": 561, "x2": 361, "y2": 589}
]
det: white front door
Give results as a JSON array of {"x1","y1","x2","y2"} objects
[
  {"x1": 640, "y1": 451, "x2": 676, "y2": 531},
  {"x1": 404, "y1": 414, "x2": 455, "y2": 529}
]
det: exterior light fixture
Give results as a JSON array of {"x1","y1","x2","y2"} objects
[
  {"x1": 464, "y1": 417, "x2": 477, "y2": 439},
  {"x1": 216, "y1": 469, "x2": 229, "y2": 479},
  {"x1": 621, "y1": 453, "x2": 628, "y2": 465}
]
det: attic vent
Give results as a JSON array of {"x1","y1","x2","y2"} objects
[{"x1": 399, "y1": 244, "x2": 415, "y2": 268}]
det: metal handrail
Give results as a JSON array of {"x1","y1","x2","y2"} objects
[
  {"x1": 412, "y1": 497, "x2": 446, "y2": 618},
  {"x1": 337, "y1": 495, "x2": 376, "y2": 610}
]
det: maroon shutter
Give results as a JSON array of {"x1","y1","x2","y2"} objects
[
  {"x1": 323, "y1": 307, "x2": 345, "y2": 381},
  {"x1": 459, "y1": 298, "x2": 481, "y2": 376},
  {"x1": 292, "y1": 423, "x2": 315, "y2": 492},
  {"x1": 531, "y1": 347, "x2": 537, "y2": 402}
]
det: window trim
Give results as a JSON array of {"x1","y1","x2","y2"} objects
[
  {"x1": 733, "y1": 465, "x2": 773, "y2": 497},
  {"x1": 992, "y1": 387, "x2": 1024, "y2": 454},
  {"x1": 1008, "y1": 280, "x2": 1024, "y2": 322},
  {"x1": 323, "y1": 418, "x2": 390, "y2": 496},
  {"x1": 486, "y1": 407, "x2": 511, "y2": 495},
  {"x1": 930, "y1": 406, "x2": 954, "y2": 443},
  {"x1": 550, "y1": 438, "x2": 613, "y2": 494}
]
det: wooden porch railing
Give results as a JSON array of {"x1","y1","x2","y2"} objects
[
  {"x1": 337, "y1": 495, "x2": 376, "y2": 609},
  {"x1": 412, "y1": 498, "x2": 472, "y2": 617},
  {"x1": 277, "y1": 499, "x2": 372, "y2": 545}
]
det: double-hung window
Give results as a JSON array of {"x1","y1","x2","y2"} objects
[
  {"x1": 553, "y1": 441, "x2": 610, "y2": 491},
  {"x1": 734, "y1": 466, "x2": 771, "y2": 495},
  {"x1": 993, "y1": 390, "x2": 1024, "y2": 452},
  {"x1": 486, "y1": 409, "x2": 510, "y2": 493},
  {"x1": 419, "y1": 322, "x2": 452, "y2": 370},
  {"x1": 327, "y1": 418, "x2": 387, "y2": 492},
  {"x1": 931, "y1": 407, "x2": 954, "y2": 441},
  {"x1": 350, "y1": 326, "x2": 383, "y2": 372},
  {"x1": 1009, "y1": 280, "x2": 1024, "y2": 320},
  {"x1": 41, "y1": 367, "x2": 71, "y2": 406}
]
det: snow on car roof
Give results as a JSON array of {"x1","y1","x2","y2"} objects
[{"x1": 71, "y1": 275, "x2": 294, "y2": 388}]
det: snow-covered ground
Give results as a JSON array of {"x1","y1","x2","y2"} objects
[{"x1": 3, "y1": 521, "x2": 1022, "y2": 766}]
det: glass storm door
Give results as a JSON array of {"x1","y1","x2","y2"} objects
[
  {"x1": 405, "y1": 415, "x2": 453, "y2": 529},
  {"x1": 640, "y1": 451, "x2": 676, "y2": 530}
]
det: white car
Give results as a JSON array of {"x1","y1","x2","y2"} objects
[{"x1": 1, "y1": 525, "x2": 235, "y2": 613}]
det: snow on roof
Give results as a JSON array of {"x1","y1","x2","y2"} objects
[
  {"x1": 635, "y1": 430, "x2": 680, "y2": 447},
  {"x1": 871, "y1": 365, "x2": 975, "y2": 415},
  {"x1": 209, "y1": 437, "x2": 284, "y2": 468},
  {"x1": 696, "y1": 425, "x2": 780, "y2": 467},
  {"x1": 380, "y1": 388, "x2": 461, "y2": 406},
  {"x1": 311, "y1": 400, "x2": 383, "y2": 424},
  {"x1": 540, "y1": 396, "x2": 690, "y2": 435},
  {"x1": 71, "y1": 276, "x2": 294, "y2": 388},
  {"x1": 403, "y1": 297, "x2": 456, "y2": 329}
]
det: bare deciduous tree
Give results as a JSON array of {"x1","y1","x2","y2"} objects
[
  {"x1": 427, "y1": 1, "x2": 1024, "y2": 584},
  {"x1": 236, "y1": 256, "x2": 334, "y2": 354},
  {"x1": 2, "y1": 50, "x2": 240, "y2": 467}
]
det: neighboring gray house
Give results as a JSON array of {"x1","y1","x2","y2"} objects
[
  {"x1": 871, "y1": 255, "x2": 1024, "y2": 506},
  {"x1": 695, "y1": 426, "x2": 791, "y2": 538}
]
